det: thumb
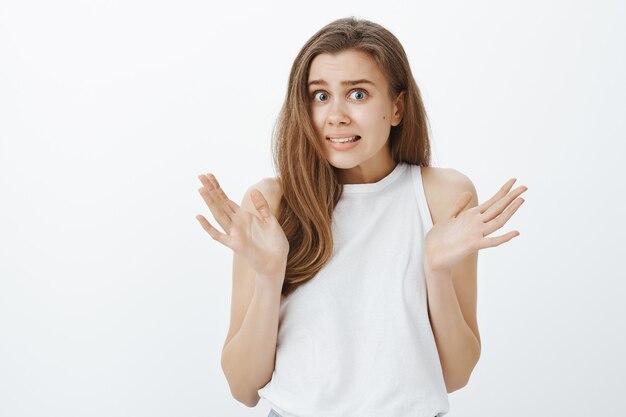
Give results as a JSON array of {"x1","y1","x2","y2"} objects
[
  {"x1": 448, "y1": 191, "x2": 473, "y2": 219},
  {"x1": 250, "y1": 189, "x2": 272, "y2": 220}
]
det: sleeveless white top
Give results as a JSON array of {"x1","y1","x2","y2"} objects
[{"x1": 258, "y1": 162, "x2": 450, "y2": 417}]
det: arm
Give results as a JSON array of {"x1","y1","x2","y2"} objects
[
  {"x1": 196, "y1": 175, "x2": 286, "y2": 407},
  {"x1": 423, "y1": 170, "x2": 482, "y2": 392},
  {"x1": 423, "y1": 170, "x2": 525, "y2": 392},
  {"x1": 221, "y1": 272, "x2": 284, "y2": 407},
  {"x1": 425, "y1": 263, "x2": 480, "y2": 393},
  {"x1": 218, "y1": 179, "x2": 286, "y2": 407}
]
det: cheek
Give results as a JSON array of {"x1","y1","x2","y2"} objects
[
  {"x1": 355, "y1": 105, "x2": 388, "y2": 129},
  {"x1": 309, "y1": 108, "x2": 324, "y2": 131}
]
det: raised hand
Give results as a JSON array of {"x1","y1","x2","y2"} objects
[
  {"x1": 195, "y1": 173, "x2": 289, "y2": 279},
  {"x1": 424, "y1": 178, "x2": 527, "y2": 274}
]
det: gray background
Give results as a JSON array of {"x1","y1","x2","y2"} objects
[{"x1": 1, "y1": 0, "x2": 624, "y2": 416}]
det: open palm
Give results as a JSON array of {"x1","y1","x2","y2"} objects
[
  {"x1": 196, "y1": 173, "x2": 289, "y2": 277},
  {"x1": 424, "y1": 178, "x2": 527, "y2": 273}
]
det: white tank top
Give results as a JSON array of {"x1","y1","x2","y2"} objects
[{"x1": 258, "y1": 162, "x2": 450, "y2": 417}]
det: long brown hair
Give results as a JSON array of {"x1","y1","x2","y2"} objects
[{"x1": 272, "y1": 16, "x2": 431, "y2": 297}]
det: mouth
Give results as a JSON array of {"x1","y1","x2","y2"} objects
[{"x1": 326, "y1": 135, "x2": 361, "y2": 143}]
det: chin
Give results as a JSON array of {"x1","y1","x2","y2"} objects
[{"x1": 326, "y1": 158, "x2": 362, "y2": 171}]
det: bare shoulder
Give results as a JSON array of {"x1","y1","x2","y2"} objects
[
  {"x1": 241, "y1": 176, "x2": 283, "y2": 218},
  {"x1": 420, "y1": 166, "x2": 478, "y2": 224}
]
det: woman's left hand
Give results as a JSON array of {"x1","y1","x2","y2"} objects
[{"x1": 424, "y1": 178, "x2": 528, "y2": 274}]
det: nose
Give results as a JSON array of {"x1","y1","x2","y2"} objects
[{"x1": 326, "y1": 99, "x2": 350, "y2": 126}]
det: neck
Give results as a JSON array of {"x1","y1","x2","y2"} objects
[{"x1": 337, "y1": 156, "x2": 398, "y2": 185}]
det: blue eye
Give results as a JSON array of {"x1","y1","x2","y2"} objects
[
  {"x1": 313, "y1": 91, "x2": 329, "y2": 102},
  {"x1": 350, "y1": 90, "x2": 368, "y2": 100},
  {"x1": 311, "y1": 89, "x2": 368, "y2": 102}
]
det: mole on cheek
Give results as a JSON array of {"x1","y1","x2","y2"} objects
[{"x1": 382, "y1": 116, "x2": 386, "y2": 120}]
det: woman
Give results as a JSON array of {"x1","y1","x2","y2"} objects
[{"x1": 196, "y1": 16, "x2": 527, "y2": 417}]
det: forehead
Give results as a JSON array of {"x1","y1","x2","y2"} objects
[{"x1": 308, "y1": 49, "x2": 386, "y2": 87}]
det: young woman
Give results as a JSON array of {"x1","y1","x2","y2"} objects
[{"x1": 196, "y1": 17, "x2": 527, "y2": 417}]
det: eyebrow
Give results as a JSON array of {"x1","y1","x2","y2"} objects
[{"x1": 307, "y1": 78, "x2": 376, "y2": 88}]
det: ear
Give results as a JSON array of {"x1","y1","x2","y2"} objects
[{"x1": 391, "y1": 91, "x2": 405, "y2": 126}]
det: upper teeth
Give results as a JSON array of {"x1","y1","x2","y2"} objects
[{"x1": 328, "y1": 136, "x2": 358, "y2": 143}]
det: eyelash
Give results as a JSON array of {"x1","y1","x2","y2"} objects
[{"x1": 311, "y1": 89, "x2": 369, "y2": 102}]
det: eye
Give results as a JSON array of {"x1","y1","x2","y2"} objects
[
  {"x1": 312, "y1": 91, "x2": 329, "y2": 102},
  {"x1": 350, "y1": 89, "x2": 368, "y2": 100},
  {"x1": 311, "y1": 89, "x2": 369, "y2": 102}
]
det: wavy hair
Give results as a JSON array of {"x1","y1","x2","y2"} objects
[{"x1": 272, "y1": 16, "x2": 432, "y2": 297}]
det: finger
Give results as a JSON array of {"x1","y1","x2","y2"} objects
[
  {"x1": 250, "y1": 188, "x2": 272, "y2": 221},
  {"x1": 448, "y1": 191, "x2": 473, "y2": 219},
  {"x1": 482, "y1": 185, "x2": 528, "y2": 223},
  {"x1": 477, "y1": 178, "x2": 517, "y2": 214},
  {"x1": 478, "y1": 230, "x2": 520, "y2": 250},
  {"x1": 197, "y1": 186, "x2": 233, "y2": 234},
  {"x1": 205, "y1": 173, "x2": 238, "y2": 216},
  {"x1": 482, "y1": 197, "x2": 525, "y2": 236},
  {"x1": 198, "y1": 173, "x2": 238, "y2": 217},
  {"x1": 195, "y1": 214, "x2": 231, "y2": 247},
  {"x1": 207, "y1": 174, "x2": 239, "y2": 218},
  {"x1": 201, "y1": 174, "x2": 239, "y2": 216}
]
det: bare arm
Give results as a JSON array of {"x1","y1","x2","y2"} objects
[
  {"x1": 425, "y1": 267, "x2": 481, "y2": 393},
  {"x1": 423, "y1": 170, "x2": 526, "y2": 392},
  {"x1": 196, "y1": 176, "x2": 286, "y2": 407},
  {"x1": 221, "y1": 272, "x2": 284, "y2": 407}
]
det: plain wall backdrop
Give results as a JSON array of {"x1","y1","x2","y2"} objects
[{"x1": 1, "y1": 0, "x2": 625, "y2": 416}]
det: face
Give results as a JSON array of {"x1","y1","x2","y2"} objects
[{"x1": 307, "y1": 49, "x2": 404, "y2": 183}]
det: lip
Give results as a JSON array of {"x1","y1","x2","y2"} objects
[
  {"x1": 326, "y1": 134, "x2": 361, "y2": 139},
  {"x1": 326, "y1": 136, "x2": 361, "y2": 151}
]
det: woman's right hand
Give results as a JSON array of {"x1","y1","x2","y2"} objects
[{"x1": 195, "y1": 173, "x2": 289, "y2": 283}]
